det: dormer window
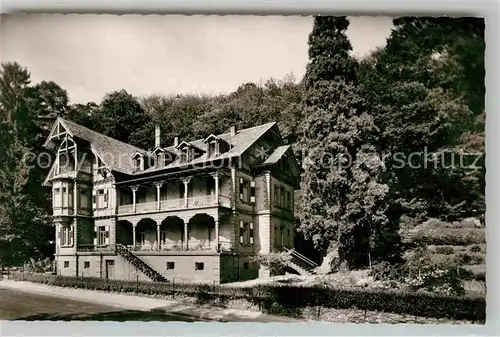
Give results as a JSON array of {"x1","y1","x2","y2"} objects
[
  {"x1": 203, "y1": 134, "x2": 228, "y2": 157},
  {"x1": 176, "y1": 141, "x2": 205, "y2": 164},
  {"x1": 208, "y1": 141, "x2": 218, "y2": 157},
  {"x1": 132, "y1": 152, "x2": 145, "y2": 171},
  {"x1": 180, "y1": 148, "x2": 189, "y2": 163}
]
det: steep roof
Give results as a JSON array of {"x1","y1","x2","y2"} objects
[
  {"x1": 259, "y1": 145, "x2": 291, "y2": 166},
  {"x1": 140, "y1": 122, "x2": 277, "y2": 174},
  {"x1": 57, "y1": 118, "x2": 147, "y2": 175},
  {"x1": 44, "y1": 118, "x2": 278, "y2": 176}
]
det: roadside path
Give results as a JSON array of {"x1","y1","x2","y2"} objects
[{"x1": 0, "y1": 280, "x2": 301, "y2": 322}]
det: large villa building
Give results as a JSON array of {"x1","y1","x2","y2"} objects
[{"x1": 42, "y1": 118, "x2": 303, "y2": 284}]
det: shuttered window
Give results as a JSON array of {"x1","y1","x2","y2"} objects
[
  {"x1": 239, "y1": 178, "x2": 244, "y2": 201},
  {"x1": 239, "y1": 221, "x2": 254, "y2": 245},
  {"x1": 239, "y1": 178, "x2": 253, "y2": 203},
  {"x1": 250, "y1": 181, "x2": 256, "y2": 203},
  {"x1": 97, "y1": 225, "x2": 110, "y2": 245}
]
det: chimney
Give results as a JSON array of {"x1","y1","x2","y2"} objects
[
  {"x1": 155, "y1": 125, "x2": 161, "y2": 148},
  {"x1": 230, "y1": 125, "x2": 237, "y2": 137},
  {"x1": 174, "y1": 136, "x2": 179, "y2": 147}
]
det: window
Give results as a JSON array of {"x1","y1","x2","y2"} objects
[
  {"x1": 280, "y1": 187, "x2": 285, "y2": 207},
  {"x1": 54, "y1": 188, "x2": 61, "y2": 207},
  {"x1": 208, "y1": 141, "x2": 217, "y2": 157},
  {"x1": 97, "y1": 226, "x2": 109, "y2": 246},
  {"x1": 139, "y1": 232, "x2": 146, "y2": 245},
  {"x1": 274, "y1": 187, "x2": 279, "y2": 207},
  {"x1": 239, "y1": 178, "x2": 253, "y2": 203},
  {"x1": 61, "y1": 187, "x2": 68, "y2": 207},
  {"x1": 195, "y1": 262, "x2": 204, "y2": 271},
  {"x1": 133, "y1": 158, "x2": 141, "y2": 170},
  {"x1": 250, "y1": 181, "x2": 255, "y2": 203},
  {"x1": 243, "y1": 262, "x2": 249, "y2": 270},
  {"x1": 180, "y1": 148, "x2": 191, "y2": 163},
  {"x1": 286, "y1": 191, "x2": 291, "y2": 209},
  {"x1": 239, "y1": 221, "x2": 254, "y2": 245},
  {"x1": 60, "y1": 225, "x2": 72, "y2": 246},
  {"x1": 80, "y1": 188, "x2": 89, "y2": 209},
  {"x1": 64, "y1": 261, "x2": 69, "y2": 268},
  {"x1": 97, "y1": 189, "x2": 107, "y2": 209},
  {"x1": 84, "y1": 261, "x2": 90, "y2": 269},
  {"x1": 243, "y1": 181, "x2": 250, "y2": 202},
  {"x1": 167, "y1": 262, "x2": 175, "y2": 270}
]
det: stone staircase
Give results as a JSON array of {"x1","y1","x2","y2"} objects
[
  {"x1": 283, "y1": 247, "x2": 318, "y2": 276},
  {"x1": 115, "y1": 244, "x2": 168, "y2": 282}
]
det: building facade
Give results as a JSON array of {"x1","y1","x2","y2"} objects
[{"x1": 43, "y1": 118, "x2": 301, "y2": 284}]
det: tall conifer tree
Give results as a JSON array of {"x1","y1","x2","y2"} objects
[{"x1": 298, "y1": 16, "x2": 388, "y2": 268}]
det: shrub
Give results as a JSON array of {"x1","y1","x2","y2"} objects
[
  {"x1": 455, "y1": 253, "x2": 484, "y2": 265},
  {"x1": 369, "y1": 261, "x2": 406, "y2": 281},
  {"x1": 253, "y1": 252, "x2": 292, "y2": 275},
  {"x1": 469, "y1": 245, "x2": 482, "y2": 253},
  {"x1": 404, "y1": 264, "x2": 474, "y2": 296},
  {"x1": 21, "y1": 258, "x2": 54, "y2": 273},
  {"x1": 434, "y1": 246, "x2": 455, "y2": 255},
  {"x1": 8, "y1": 271, "x2": 485, "y2": 322}
]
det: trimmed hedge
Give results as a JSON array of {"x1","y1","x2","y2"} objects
[{"x1": 8, "y1": 272, "x2": 485, "y2": 322}]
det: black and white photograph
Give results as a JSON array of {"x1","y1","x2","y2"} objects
[{"x1": 0, "y1": 14, "x2": 486, "y2": 324}]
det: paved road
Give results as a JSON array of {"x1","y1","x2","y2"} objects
[{"x1": 0, "y1": 288, "x2": 200, "y2": 321}]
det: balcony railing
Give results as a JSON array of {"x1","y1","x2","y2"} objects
[
  {"x1": 117, "y1": 195, "x2": 231, "y2": 215},
  {"x1": 77, "y1": 245, "x2": 116, "y2": 253},
  {"x1": 77, "y1": 239, "x2": 232, "y2": 253}
]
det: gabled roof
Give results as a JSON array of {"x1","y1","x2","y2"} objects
[
  {"x1": 45, "y1": 118, "x2": 147, "y2": 175},
  {"x1": 175, "y1": 140, "x2": 204, "y2": 152},
  {"x1": 258, "y1": 145, "x2": 291, "y2": 166},
  {"x1": 203, "y1": 134, "x2": 221, "y2": 143},
  {"x1": 257, "y1": 145, "x2": 301, "y2": 189}
]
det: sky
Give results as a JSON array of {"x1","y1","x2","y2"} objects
[{"x1": 1, "y1": 15, "x2": 394, "y2": 104}]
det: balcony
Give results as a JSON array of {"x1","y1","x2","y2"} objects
[
  {"x1": 52, "y1": 165, "x2": 93, "y2": 181},
  {"x1": 77, "y1": 239, "x2": 232, "y2": 254},
  {"x1": 117, "y1": 194, "x2": 231, "y2": 215}
]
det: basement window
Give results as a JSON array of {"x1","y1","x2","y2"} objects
[
  {"x1": 64, "y1": 261, "x2": 69, "y2": 268},
  {"x1": 84, "y1": 261, "x2": 90, "y2": 269},
  {"x1": 195, "y1": 262, "x2": 204, "y2": 271},
  {"x1": 167, "y1": 262, "x2": 175, "y2": 270}
]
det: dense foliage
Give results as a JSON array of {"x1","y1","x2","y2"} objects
[{"x1": 297, "y1": 16, "x2": 388, "y2": 268}]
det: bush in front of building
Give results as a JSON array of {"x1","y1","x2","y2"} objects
[
  {"x1": 256, "y1": 283, "x2": 485, "y2": 322},
  {"x1": 8, "y1": 272, "x2": 484, "y2": 322},
  {"x1": 252, "y1": 252, "x2": 292, "y2": 275}
]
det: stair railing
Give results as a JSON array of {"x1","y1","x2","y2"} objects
[
  {"x1": 115, "y1": 244, "x2": 168, "y2": 282},
  {"x1": 283, "y1": 247, "x2": 318, "y2": 269}
]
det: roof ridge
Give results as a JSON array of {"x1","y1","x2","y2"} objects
[{"x1": 163, "y1": 121, "x2": 277, "y2": 148}]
